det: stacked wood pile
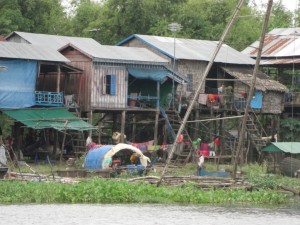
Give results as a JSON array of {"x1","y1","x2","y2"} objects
[{"x1": 127, "y1": 175, "x2": 253, "y2": 191}]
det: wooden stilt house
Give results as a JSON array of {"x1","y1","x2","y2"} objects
[
  {"x1": 117, "y1": 34, "x2": 289, "y2": 163},
  {"x1": 5, "y1": 32, "x2": 188, "y2": 147}
]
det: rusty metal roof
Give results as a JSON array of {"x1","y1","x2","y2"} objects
[
  {"x1": 242, "y1": 28, "x2": 300, "y2": 61},
  {"x1": 221, "y1": 66, "x2": 288, "y2": 92},
  {"x1": 0, "y1": 42, "x2": 70, "y2": 62},
  {"x1": 117, "y1": 34, "x2": 256, "y2": 65}
]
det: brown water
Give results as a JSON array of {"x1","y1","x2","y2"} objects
[{"x1": 0, "y1": 204, "x2": 300, "y2": 225}]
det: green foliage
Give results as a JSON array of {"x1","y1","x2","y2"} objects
[
  {"x1": 0, "y1": 113, "x2": 14, "y2": 137},
  {"x1": 280, "y1": 118, "x2": 300, "y2": 142},
  {"x1": 0, "y1": 178, "x2": 287, "y2": 205},
  {"x1": 1, "y1": 0, "x2": 293, "y2": 51}
]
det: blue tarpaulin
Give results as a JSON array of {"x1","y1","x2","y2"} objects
[
  {"x1": 0, "y1": 59, "x2": 37, "y2": 108},
  {"x1": 84, "y1": 145, "x2": 113, "y2": 169},
  {"x1": 127, "y1": 68, "x2": 169, "y2": 81},
  {"x1": 250, "y1": 91, "x2": 263, "y2": 109}
]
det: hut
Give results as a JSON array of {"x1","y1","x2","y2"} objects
[
  {"x1": 242, "y1": 27, "x2": 300, "y2": 110},
  {"x1": 262, "y1": 142, "x2": 300, "y2": 177},
  {"x1": 84, "y1": 143, "x2": 150, "y2": 171}
]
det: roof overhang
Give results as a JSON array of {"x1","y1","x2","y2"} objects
[
  {"x1": 2, "y1": 108, "x2": 96, "y2": 131},
  {"x1": 221, "y1": 66, "x2": 288, "y2": 93}
]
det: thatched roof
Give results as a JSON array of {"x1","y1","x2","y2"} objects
[{"x1": 221, "y1": 66, "x2": 288, "y2": 93}]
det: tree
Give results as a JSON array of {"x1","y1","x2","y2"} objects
[{"x1": 0, "y1": 0, "x2": 26, "y2": 35}]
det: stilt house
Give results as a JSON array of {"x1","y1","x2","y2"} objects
[{"x1": 117, "y1": 34, "x2": 289, "y2": 163}]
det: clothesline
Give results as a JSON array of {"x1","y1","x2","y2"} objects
[{"x1": 186, "y1": 115, "x2": 244, "y2": 123}]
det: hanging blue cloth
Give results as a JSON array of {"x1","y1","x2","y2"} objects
[{"x1": 250, "y1": 91, "x2": 263, "y2": 109}]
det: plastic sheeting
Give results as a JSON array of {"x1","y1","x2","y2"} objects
[
  {"x1": 127, "y1": 67, "x2": 168, "y2": 81},
  {"x1": 2, "y1": 108, "x2": 96, "y2": 131},
  {"x1": 84, "y1": 143, "x2": 150, "y2": 170},
  {"x1": 0, "y1": 59, "x2": 37, "y2": 108},
  {"x1": 250, "y1": 91, "x2": 263, "y2": 109},
  {"x1": 0, "y1": 146, "x2": 7, "y2": 166}
]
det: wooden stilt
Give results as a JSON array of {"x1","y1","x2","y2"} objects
[
  {"x1": 120, "y1": 111, "x2": 126, "y2": 143},
  {"x1": 154, "y1": 109, "x2": 159, "y2": 145}
]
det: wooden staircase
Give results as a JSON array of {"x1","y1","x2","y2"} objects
[
  {"x1": 159, "y1": 107, "x2": 196, "y2": 165},
  {"x1": 245, "y1": 112, "x2": 268, "y2": 150},
  {"x1": 68, "y1": 130, "x2": 86, "y2": 157}
]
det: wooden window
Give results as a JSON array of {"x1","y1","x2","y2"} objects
[
  {"x1": 103, "y1": 74, "x2": 116, "y2": 95},
  {"x1": 187, "y1": 74, "x2": 193, "y2": 91}
]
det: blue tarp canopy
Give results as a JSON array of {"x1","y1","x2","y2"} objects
[
  {"x1": 0, "y1": 59, "x2": 37, "y2": 108},
  {"x1": 84, "y1": 143, "x2": 150, "y2": 170},
  {"x1": 84, "y1": 145, "x2": 113, "y2": 169},
  {"x1": 127, "y1": 67, "x2": 169, "y2": 82}
]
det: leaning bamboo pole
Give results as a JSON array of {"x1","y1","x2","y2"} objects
[
  {"x1": 233, "y1": 0, "x2": 273, "y2": 179},
  {"x1": 157, "y1": 0, "x2": 246, "y2": 187}
]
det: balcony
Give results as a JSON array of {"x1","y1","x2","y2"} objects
[{"x1": 35, "y1": 91, "x2": 63, "y2": 107}]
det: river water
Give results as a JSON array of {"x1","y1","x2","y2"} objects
[{"x1": 1, "y1": 203, "x2": 300, "y2": 225}]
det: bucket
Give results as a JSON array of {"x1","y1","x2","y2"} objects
[{"x1": 127, "y1": 164, "x2": 136, "y2": 173}]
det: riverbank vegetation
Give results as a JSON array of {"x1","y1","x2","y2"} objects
[{"x1": 1, "y1": 162, "x2": 300, "y2": 205}]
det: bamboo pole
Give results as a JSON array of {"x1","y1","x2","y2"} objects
[
  {"x1": 157, "y1": 0, "x2": 245, "y2": 187},
  {"x1": 233, "y1": 0, "x2": 273, "y2": 179}
]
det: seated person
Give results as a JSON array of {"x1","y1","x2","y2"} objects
[{"x1": 130, "y1": 152, "x2": 140, "y2": 165}]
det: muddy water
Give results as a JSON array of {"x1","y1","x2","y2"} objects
[{"x1": 1, "y1": 204, "x2": 300, "y2": 225}]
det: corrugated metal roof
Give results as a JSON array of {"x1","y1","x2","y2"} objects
[
  {"x1": 0, "y1": 42, "x2": 69, "y2": 62},
  {"x1": 60, "y1": 43, "x2": 169, "y2": 64},
  {"x1": 6, "y1": 31, "x2": 101, "y2": 51},
  {"x1": 221, "y1": 66, "x2": 288, "y2": 92},
  {"x1": 117, "y1": 34, "x2": 256, "y2": 65},
  {"x1": 242, "y1": 28, "x2": 300, "y2": 58},
  {"x1": 260, "y1": 58, "x2": 300, "y2": 65},
  {"x1": 6, "y1": 32, "x2": 168, "y2": 64}
]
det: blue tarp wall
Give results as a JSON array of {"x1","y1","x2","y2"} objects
[{"x1": 0, "y1": 59, "x2": 37, "y2": 108}]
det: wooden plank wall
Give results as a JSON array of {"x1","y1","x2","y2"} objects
[
  {"x1": 91, "y1": 64, "x2": 127, "y2": 109},
  {"x1": 62, "y1": 48, "x2": 92, "y2": 113}
]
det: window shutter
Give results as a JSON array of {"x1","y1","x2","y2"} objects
[{"x1": 110, "y1": 74, "x2": 116, "y2": 95}]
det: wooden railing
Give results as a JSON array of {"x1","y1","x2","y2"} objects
[
  {"x1": 35, "y1": 91, "x2": 63, "y2": 106},
  {"x1": 128, "y1": 95, "x2": 160, "y2": 108}
]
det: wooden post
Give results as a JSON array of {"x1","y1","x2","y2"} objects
[
  {"x1": 98, "y1": 113, "x2": 103, "y2": 144},
  {"x1": 60, "y1": 132, "x2": 66, "y2": 164},
  {"x1": 132, "y1": 115, "x2": 136, "y2": 142},
  {"x1": 217, "y1": 111, "x2": 225, "y2": 169},
  {"x1": 154, "y1": 81, "x2": 160, "y2": 145},
  {"x1": 120, "y1": 111, "x2": 126, "y2": 143},
  {"x1": 88, "y1": 110, "x2": 93, "y2": 137},
  {"x1": 56, "y1": 64, "x2": 61, "y2": 92},
  {"x1": 157, "y1": 0, "x2": 245, "y2": 187},
  {"x1": 233, "y1": 0, "x2": 273, "y2": 179},
  {"x1": 53, "y1": 129, "x2": 58, "y2": 159},
  {"x1": 154, "y1": 109, "x2": 159, "y2": 145}
]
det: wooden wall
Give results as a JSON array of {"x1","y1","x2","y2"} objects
[
  {"x1": 61, "y1": 48, "x2": 92, "y2": 112},
  {"x1": 262, "y1": 91, "x2": 285, "y2": 114},
  {"x1": 91, "y1": 64, "x2": 128, "y2": 110}
]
